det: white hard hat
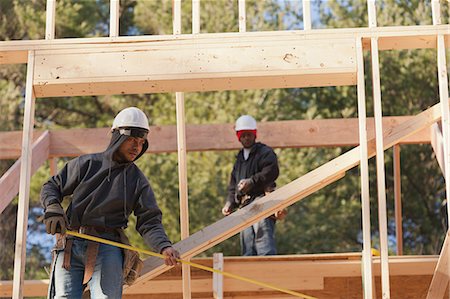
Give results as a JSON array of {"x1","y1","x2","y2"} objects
[
  {"x1": 235, "y1": 115, "x2": 257, "y2": 131},
  {"x1": 112, "y1": 107, "x2": 150, "y2": 131}
]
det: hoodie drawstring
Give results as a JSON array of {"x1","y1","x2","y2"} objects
[{"x1": 123, "y1": 167, "x2": 127, "y2": 220}]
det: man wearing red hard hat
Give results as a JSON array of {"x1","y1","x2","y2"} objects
[{"x1": 222, "y1": 115, "x2": 282, "y2": 256}]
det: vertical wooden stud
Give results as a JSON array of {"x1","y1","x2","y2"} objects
[{"x1": 12, "y1": 51, "x2": 36, "y2": 299}]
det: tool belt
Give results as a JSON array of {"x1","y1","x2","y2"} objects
[{"x1": 54, "y1": 226, "x2": 143, "y2": 286}]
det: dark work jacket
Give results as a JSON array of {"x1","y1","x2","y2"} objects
[
  {"x1": 226, "y1": 142, "x2": 279, "y2": 210},
  {"x1": 40, "y1": 131, "x2": 172, "y2": 253}
]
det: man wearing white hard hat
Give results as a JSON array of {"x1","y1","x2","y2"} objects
[
  {"x1": 222, "y1": 115, "x2": 280, "y2": 256},
  {"x1": 41, "y1": 107, "x2": 180, "y2": 298}
]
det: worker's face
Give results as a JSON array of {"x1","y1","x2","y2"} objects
[
  {"x1": 239, "y1": 131, "x2": 256, "y2": 149},
  {"x1": 114, "y1": 136, "x2": 146, "y2": 163}
]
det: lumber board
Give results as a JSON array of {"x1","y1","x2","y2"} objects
[
  {"x1": 426, "y1": 231, "x2": 449, "y2": 298},
  {"x1": 12, "y1": 51, "x2": 36, "y2": 299},
  {"x1": 393, "y1": 145, "x2": 403, "y2": 255},
  {"x1": 356, "y1": 36, "x2": 374, "y2": 298},
  {"x1": 0, "y1": 117, "x2": 432, "y2": 160},
  {"x1": 109, "y1": 0, "x2": 120, "y2": 38},
  {"x1": 0, "y1": 131, "x2": 50, "y2": 214},
  {"x1": 431, "y1": 122, "x2": 445, "y2": 175},
  {"x1": 45, "y1": 0, "x2": 56, "y2": 40},
  {"x1": 367, "y1": 3, "x2": 391, "y2": 294},
  {"x1": 1, "y1": 25, "x2": 449, "y2": 65},
  {"x1": 0, "y1": 255, "x2": 439, "y2": 297},
  {"x1": 32, "y1": 38, "x2": 356, "y2": 97}
]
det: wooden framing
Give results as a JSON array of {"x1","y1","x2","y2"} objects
[
  {"x1": 12, "y1": 51, "x2": 36, "y2": 299},
  {"x1": 29, "y1": 37, "x2": 356, "y2": 98},
  {"x1": 1, "y1": 25, "x2": 449, "y2": 64},
  {"x1": 393, "y1": 145, "x2": 403, "y2": 255},
  {"x1": 213, "y1": 253, "x2": 224, "y2": 299},
  {"x1": 192, "y1": 0, "x2": 200, "y2": 34},
  {"x1": 0, "y1": 131, "x2": 50, "y2": 214},
  {"x1": 426, "y1": 231, "x2": 450, "y2": 298},
  {"x1": 302, "y1": 0, "x2": 312, "y2": 30},
  {"x1": 432, "y1": 123, "x2": 445, "y2": 175},
  {"x1": 128, "y1": 102, "x2": 443, "y2": 289},
  {"x1": 172, "y1": 2, "x2": 192, "y2": 297},
  {"x1": 109, "y1": 0, "x2": 120, "y2": 37},
  {"x1": 356, "y1": 36, "x2": 373, "y2": 298},
  {"x1": 45, "y1": 0, "x2": 56, "y2": 40},
  {"x1": 367, "y1": 1, "x2": 390, "y2": 297},
  {"x1": 238, "y1": 0, "x2": 246, "y2": 33},
  {"x1": 2, "y1": 2, "x2": 450, "y2": 298},
  {"x1": 0, "y1": 117, "x2": 432, "y2": 160},
  {"x1": 0, "y1": 254, "x2": 441, "y2": 298}
]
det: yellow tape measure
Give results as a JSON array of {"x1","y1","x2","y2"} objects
[{"x1": 66, "y1": 230, "x2": 317, "y2": 299}]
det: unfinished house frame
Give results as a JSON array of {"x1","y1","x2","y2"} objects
[{"x1": 0, "y1": 0, "x2": 449, "y2": 298}]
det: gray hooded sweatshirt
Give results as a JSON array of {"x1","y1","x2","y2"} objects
[{"x1": 40, "y1": 131, "x2": 172, "y2": 253}]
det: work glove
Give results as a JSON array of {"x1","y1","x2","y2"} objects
[
  {"x1": 43, "y1": 203, "x2": 68, "y2": 235},
  {"x1": 222, "y1": 202, "x2": 232, "y2": 216},
  {"x1": 237, "y1": 178, "x2": 254, "y2": 194}
]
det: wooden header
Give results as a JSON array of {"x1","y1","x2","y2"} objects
[
  {"x1": 32, "y1": 37, "x2": 356, "y2": 97},
  {"x1": 1, "y1": 25, "x2": 449, "y2": 65}
]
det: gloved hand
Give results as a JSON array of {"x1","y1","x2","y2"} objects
[
  {"x1": 237, "y1": 178, "x2": 254, "y2": 194},
  {"x1": 222, "y1": 202, "x2": 232, "y2": 216},
  {"x1": 43, "y1": 203, "x2": 68, "y2": 235}
]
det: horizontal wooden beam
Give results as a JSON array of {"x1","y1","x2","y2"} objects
[
  {"x1": 0, "y1": 131, "x2": 50, "y2": 214},
  {"x1": 131, "y1": 102, "x2": 442, "y2": 284},
  {"x1": 32, "y1": 38, "x2": 356, "y2": 97},
  {"x1": 1, "y1": 25, "x2": 449, "y2": 65},
  {"x1": 0, "y1": 254, "x2": 439, "y2": 297},
  {"x1": 0, "y1": 116, "x2": 431, "y2": 160}
]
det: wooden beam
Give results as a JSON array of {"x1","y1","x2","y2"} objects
[
  {"x1": 356, "y1": 36, "x2": 374, "y2": 299},
  {"x1": 427, "y1": 231, "x2": 450, "y2": 298},
  {"x1": 393, "y1": 145, "x2": 403, "y2": 255},
  {"x1": 130, "y1": 101, "x2": 443, "y2": 286},
  {"x1": 238, "y1": 0, "x2": 246, "y2": 32},
  {"x1": 172, "y1": 2, "x2": 192, "y2": 296},
  {"x1": 0, "y1": 116, "x2": 432, "y2": 160},
  {"x1": 12, "y1": 51, "x2": 36, "y2": 299},
  {"x1": 32, "y1": 37, "x2": 356, "y2": 97},
  {"x1": 109, "y1": 0, "x2": 120, "y2": 37},
  {"x1": 1, "y1": 25, "x2": 449, "y2": 66},
  {"x1": 213, "y1": 253, "x2": 223, "y2": 299},
  {"x1": 367, "y1": 1, "x2": 391, "y2": 297},
  {"x1": 431, "y1": 123, "x2": 445, "y2": 175},
  {"x1": 45, "y1": 0, "x2": 56, "y2": 40},
  {"x1": 0, "y1": 131, "x2": 50, "y2": 214},
  {"x1": 2, "y1": 254, "x2": 439, "y2": 297},
  {"x1": 302, "y1": 0, "x2": 311, "y2": 30},
  {"x1": 49, "y1": 157, "x2": 58, "y2": 176},
  {"x1": 192, "y1": 0, "x2": 200, "y2": 34},
  {"x1": 432, "y1": 0, "x2": 442, "y2": 26},
  {"x1": 177, "y1": 93, "x2": 192, "y2": 299},
  {"x1": 436, "y1": 32, "x2": 450, "y2": 236}
]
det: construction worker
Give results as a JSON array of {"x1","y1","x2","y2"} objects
[
  {"x1": 40, "y1": 107, "x2": 179, "y2": 298},
  {"x1": 222, "y1": 115, "x2": 280, "y2": 256}
]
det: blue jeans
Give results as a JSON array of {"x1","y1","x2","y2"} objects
[
  {"x1": 240, "y1": 217, "x2": 277, "y2": 256},
  {"x1": 49, "y1": 238, "x2": 123, "y2": 298}
]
